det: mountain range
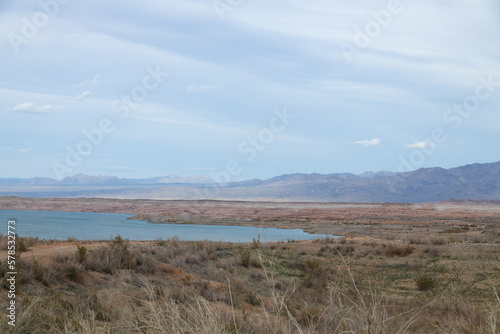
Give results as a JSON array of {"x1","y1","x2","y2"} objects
[{"x1": 1, "y1": 161, "x2": 499, "y2": 203}]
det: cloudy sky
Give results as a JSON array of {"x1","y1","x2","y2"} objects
[{"x1": 1, "y1": 0, "x2": 499, "y2": 181}]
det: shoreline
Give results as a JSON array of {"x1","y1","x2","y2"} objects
[{"x1": 1, "y1": 196, "x2": 499, "y2": 241}]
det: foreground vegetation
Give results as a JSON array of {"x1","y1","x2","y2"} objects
[{"x1": 1, "y1": 235, "x2": 500, "y2": 333}]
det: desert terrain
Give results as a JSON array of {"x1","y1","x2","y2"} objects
[
  {"x1": 1, "y1": 197, "x2": 500, "y2": 333},
  {"x1": 1, "y1": 196, "x2": 500, "y2": 241}
]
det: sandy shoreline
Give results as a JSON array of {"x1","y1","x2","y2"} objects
[{"x1": 1, "y1": 197, "x2": 499, "y2": 241}]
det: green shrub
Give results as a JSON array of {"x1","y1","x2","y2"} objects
[
  {"x1": 416, "y1": 276, "x2": 435, "y2": 291},
  {"x1": 18, "y1": 238, "x2": 27, "y2": 253},
  {"x1": 305, "y1": 258, "x2": 321, "y2": 272},
  {"x1": 76, "y1": 246, "x2": 87, "y2": 263},
  {"x1": 251, "y1": 237, "x2": 261, "y2": 249},
  {"x1": 67, "y1": 265, "x2": 80, "y2": 282},
  {"x1": 302, "y1": 307, "x2": 321, "y2": 326},
  {"x1": 384, "y1": 244, "x2": 415, "y2": 257},
  {"x1": 240, "y1": 249, "x2": 251, "y2": 268}
]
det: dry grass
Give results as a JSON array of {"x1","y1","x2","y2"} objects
[
  {"x1": 1, "y1": 236, "x2": 499, "y2": 333},
  {"x1": 0, "y1": 234, "x2": 67, "y2": 252}
]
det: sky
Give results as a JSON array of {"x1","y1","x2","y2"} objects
[{"x1": 1, "y1": 0, "x2": 499, "y2": 181}]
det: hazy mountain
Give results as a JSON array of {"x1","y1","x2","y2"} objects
[
  {"x1": 0, "y1": 174, "x2": 212, "y2": 186},
  {"x1": 0, "y1": 161, "x2": 499, "y2": 203}
]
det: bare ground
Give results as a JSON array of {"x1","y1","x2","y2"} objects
[{"x1": 1, "y1": 197, "x2": 499, "y2": 242}]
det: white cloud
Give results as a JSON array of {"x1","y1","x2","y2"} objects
[
  {"x1": 97, "y1": 166, "x2": 134, "y2": 172},
  {"x1": 7, "y1": 102, "x2": 66, "y2": 114},
  {"x1": 2, "y1": 147, "x2": 33, "y2": 152},
  {"x1": 184, "y1": 167, "x2": 218, "y2": 172},
  {"x1": 74, "y1": 90, "x2": 92, "y2": 101},
  {"x1": 15, "y1": 148, "x2": 33, "y2": 152},
  {"x1": 186, "y1": 84, "x2": 225, "y2": 93},
  {"x1": 74, "y1": 74, "x2": 113, "y2": 88},
  {"x1": 354, "y1": 138, "x2": 381, "y2": 147},
  {"x1": 406, "y1": 141, "x2": 436, "y2": 149}
]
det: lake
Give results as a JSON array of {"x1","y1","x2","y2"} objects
[{"x1": 0, "y1": 210, "x2": 333, "y2": 242}]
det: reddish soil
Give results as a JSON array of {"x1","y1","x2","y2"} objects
[
  {"x1": 0, "y1": 242, "x2": 107, "y2": 263},
  {"x1": 1, "y1": 197, "x2": 499, "y2": 240}
]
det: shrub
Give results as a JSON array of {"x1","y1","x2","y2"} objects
[
  {"x1": 469, "y1": 235, "x2": 485, "y2": 243},
  {"x1": 76, "y1": 246, "x2": 87, "y2": 264},
  {"x1": 239, "y1": 249, "x2": 251, "y2": 268},
  {"x1": 247, "y1": 291, "x2": 260, "y2": 306},
  {"x1": 250, "y1": 257, "x2": 263, "y2": 269},
  {"x1": 236, "y1": 249, "x2": 262, "y2": 269},
  {"x1": 86, "y1": 236, "x2": 134, "y2": 274},
  {"x1": 251, "y1": 237, "x2": 261, "y2": 249},
  {"x1": 67, "y1": 265, "x2": 80, "y2": 282},
  {"x1": 301, "y1": 307, "x2": 321, "y2": 326},
  {"x1": 423, "y1": 247, "x2": 440, "y2": 258},
  {"x1": 113, "y1": 235, "x2": 125, "y2": 245},
  {"x1": 17, "y1": 238, "x2": 27, "y2": 253},
  {"x1": 305, "y1": 258, "x2": 321, "y2": 272},
  {"x1": 335, "y1": 245, "x2": 355, "y2": 256},
  {"x1": 384, "y1": 244, "x2": 415, "y2": 257},
  {"x1": 416, "y1": 276, "x2": 435, "y2": 291},
  {"x1": 362, "y1": 239, "x2": 379, "y2": 247},
  {"x1": 408, "y1": 237, "x2": 427, "y2": 245},
  {"x1": 430, "y1": 237, "x2": 447, "y2": 245},
  {"x1": 135, "y1": 252, "x2": 157, "y2": 274}
]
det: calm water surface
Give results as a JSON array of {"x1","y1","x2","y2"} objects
[{"x1": 0, "y1": 210, "x2": 333, "y2": 242}]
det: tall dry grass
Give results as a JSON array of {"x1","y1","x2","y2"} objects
[{"x1": 1, "y1": 237, "x2": 499, "y2": 333}]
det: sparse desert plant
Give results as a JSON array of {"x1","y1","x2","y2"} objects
[
  {"x1": 86, "y1": 235, "x2": 134, "y2": 274},
  {"x1": 17, "y1": 238, "x2": 27, "y2": 253},
  {"x1": 0, "y1": 235, "x2": 43, "y2": 251},
  {"x1": 127, "y1": 281, "x2": 231, "y2": 334},
  {"x1": 362, "y1": 239, "x2": 379, "y2": 247},
  {"x1": 239, "y1": 249, "x2": 251, "y2": 268},
  {"x1": 2, "y1": 236, "x2": 500, "y2": 334},
  {"x1": 66, "y1": 264, "x2": 82, "y2": 282},
  {"x1": 314, "y1": 236, "x2": 337, "y2": 244},
  {"x1": 430, "y1": 236, "x2": 447, "y2": 245},
  {"x1": 408, "y1": 236, "x2": 427, "y2": 245},
  {"x1": 416, "y1": 276, "x2": 435, "y2": 291},
  {"x1": 469, "y1": 234, "x2": 486, "y2": 243},
  {"x1": 76, "y1": 245, "x2": 87, "y2": 263},
  {"x1": 134, "y1": 251, "x2": 157, "y2": 274},
  {"x1": 0, "y1": 234, "x2": 7, "y2": 251},
  {"x1": 335, "y1": 244, "x2": 355, "y2": 256},
  {"x1": 305, "y1": 258, "x2": 321, "y2": 272},
  {"x1": 156, "y1": 238, "x2": 166, "y2": 246},
  {"x1": 238, "y1": 249, "x2": 261, "y2": 268},
  {"x1": 384, "y1": 244, "x2": 415, "y2": 257},
  {"x1": 252, "y1": 235, "x2": 261, "y2": 249},
  {"x1": 423, "y1": 246, "x2": 441, "y2": 257}
]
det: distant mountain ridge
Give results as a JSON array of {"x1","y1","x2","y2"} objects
[
  {"x1": 0, "y1": 174, "x2": 212, "y2": 186},
  {"x1": 0, "y1": 161, "x2": 499, "y2": 203}
]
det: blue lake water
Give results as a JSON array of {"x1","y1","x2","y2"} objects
[{"x1": 0, "y1": 210, "x2": 333, "y2": 242}]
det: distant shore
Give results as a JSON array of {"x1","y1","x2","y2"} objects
[{"x1": 1, "y1": 197, "x2": 500, "y2": 241}]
